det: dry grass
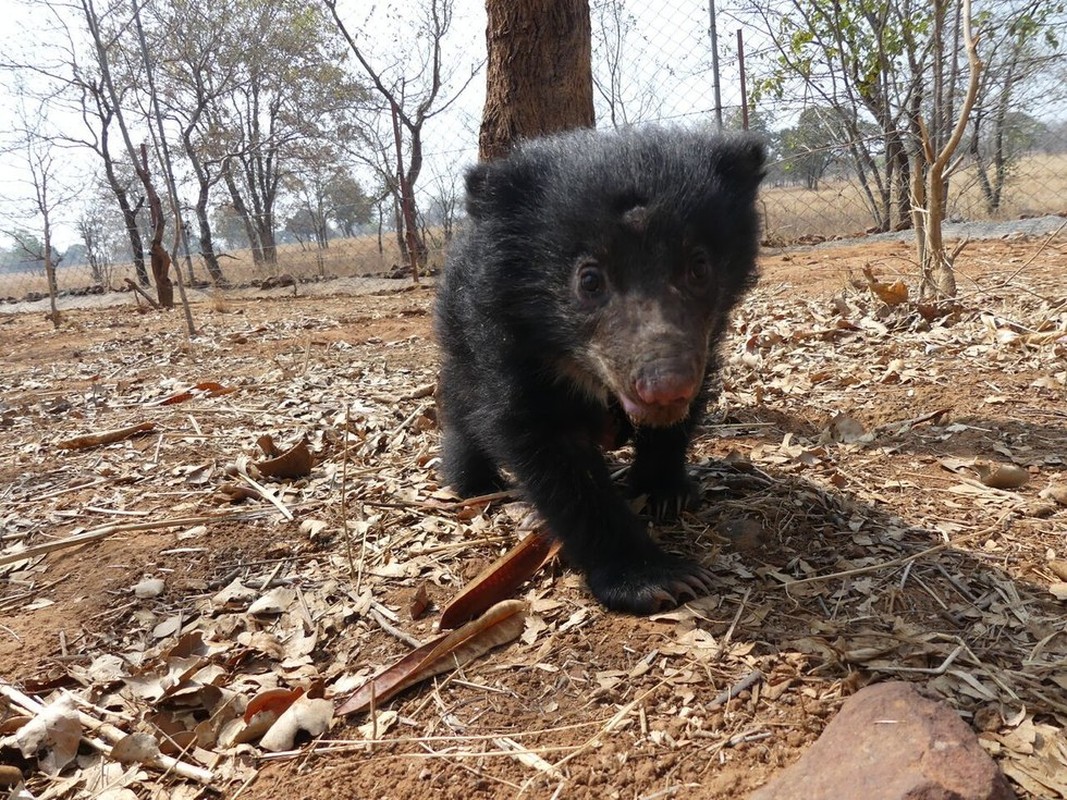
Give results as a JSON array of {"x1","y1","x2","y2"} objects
[
  {"x1": 762, "y1": 152, "x2": 1067, "y2": 242},
  {"x1": 2, "y1": 153, "x2": 1065, "y2": 301}
]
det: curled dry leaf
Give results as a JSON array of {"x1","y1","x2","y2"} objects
[
  {"x1": 0, "y1": 765, "x2": 23, "y2": 787},
  {"x1": 357, "y1": 709, "x2": 399, "y2": 740},
  {"x1": 975, "y1": 462, "x2": 1030, "y2": 490},
  {"x1": 55, "y1": 421, "x2": 156, "y2": 451},
  {"x1": 862, "y1": 266, "x2": 908, "y2": 306},
  {"x1": 439, "y1": 531, "x2": 559, "y2": 629},
  {"x1": 1050, "y1": 583, "x2": 1067, "y2": 601},
  {"x1": 409, "y1": 582, "x2": 431, "y2": 620},
  {"x1": 217, "y1": 482, "x2": 260, "y2": 503},
  {"x1": 255, "y1": 437, "x2": 313, "y2": 480},
  {"x1": 1048, "y1": 561, "x2": 1067, "y2": 582},
  {"x1": 0, "y1": 715, "x2": 31, "y2": 735},
  {"x1": 247, "y1": 587, "x2": 296, "y2": 616},
  {"x1": 243, "y1": 687, "x2": 305, "y2": 729},
  {"x1": 152, "y1": 380, "x2": 237, "y2": 406},
  {"x1": 259, "y1": 696, "x2": 334, "y2": 752},
  {"x1": 1039, "y1": 482, "x2": 1067, "y2": 506},
  {"x1": 337, "y1": 599, "x2": 528, "y2": 716},
  {"x1": 13, "y1": 694, "x2": 81, "y2": 776},
  {"x1": 133, "y1": 577, "x2": 166, "y2": 598}
]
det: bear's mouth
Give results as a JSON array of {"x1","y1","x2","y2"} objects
[{"x1": 617, "y1": 392, "x2": 692, "y2": 427}]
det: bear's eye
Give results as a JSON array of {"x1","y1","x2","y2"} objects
[
  {"x1": 688, "y1": 249, "x2": 712, "y2": 286},
  {"x1": 577, "y1": 262, "x2": 606, "y2": 296}
]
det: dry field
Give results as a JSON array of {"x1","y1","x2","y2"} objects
[
  {"x1": 757, "y1": 152, "x2": 1067, "y2": 243},
  {"x1": 0, "y1": 233, "x2": 1066, "y2": 799},
  {"x1": 3, "y1": 153, "x2": 1066, "y2": 304}
]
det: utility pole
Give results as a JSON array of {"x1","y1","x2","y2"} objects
[
  {"x1": 708, "y1": 0, "x2": 723, "y2": 131},
  {"x1": 737, "y1": 29, "x2": 749, "y2": 130}
]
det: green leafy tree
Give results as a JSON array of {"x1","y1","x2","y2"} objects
[
  {"x1": 206, "y1": 0, "x2": 364, "y2": 268},
  {"x1": 779, "y1": 107, "x2": 843, "y2": 190},
  {"x1": 967, "y1": 2, "x2": 1065, "y2": 213},
  {"x1": 325, "y1": 171, "x2": 373, "y2": 238}
]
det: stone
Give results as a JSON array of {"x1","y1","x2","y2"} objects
[{"x1": 750, "y1": 681, "x2": 1014, "y2": 800}]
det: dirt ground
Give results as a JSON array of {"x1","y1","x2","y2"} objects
[{"x1": 1, "y1": 234, "x2": 1066, "y2": 799}]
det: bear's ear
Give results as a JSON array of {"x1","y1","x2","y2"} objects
[
  {"x1": 464, "y1": 154, "x2": 544, "y2": 221},
  {"x1": 714, "y1": 135, "x2": 767, "y2": 190}
]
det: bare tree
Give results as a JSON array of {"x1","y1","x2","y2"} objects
[
  {"x1": 213, "y1": 0, "x2": 361, "y2": 270},
  {"x1": 1, "y1": 4, "x2": 152, "y2": 288},
  {"x1": 325, "y1": 0, "x2": 480, "y2": 279},
  {"x1": 590, "y1": 0, "x2": 665, "y2": 128},
  {"x1": 910, "y1": 0, "x2": 981, "y2": 300},
  {"x1": 968, "y1": 1, "x2": 1063, "y2": 213},
  {"x1": 81, "y1": 0, "x2": 175, "y2": 308},
  {"x1": 151, "y1": 0, "x2": 240, "y2": 285},
  {"x1": 10, "y1": 90, "x2": 74, "y2": 327}
]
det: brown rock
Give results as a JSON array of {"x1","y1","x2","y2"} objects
[{"x1": 750, "y1": 681, "x2": 1014, "y2": 800}]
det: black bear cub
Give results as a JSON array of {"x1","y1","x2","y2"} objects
[{"x1": 434, "y1": 126, "x2": 765, "y2": 614}]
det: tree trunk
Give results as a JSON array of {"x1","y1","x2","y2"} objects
[
  {"x1": 101, "y1": 128, "x2": 149, "y2": 286},
  {"x1": 256, "y1": 214, "x2": 277, "y2": 267},
  {"x1": 195, "y1": 193, "x2": 225, "y2": 284},
  {"x1": 223, "y1": 163, "x2": 262, "y2": 268},
  {"x1": 185, "y1": 136, "x2": 224, "y2": 284},
  {"x1": 141, "y1": 144, "x2": 174, "y2": 308},
  {"x1": 479, "y1": 0, "x2": 595, "y2": 161},
  {"x1": 912, "y1": 0, "x2": 980, "y2": 302},
  {"x1": 43, "y1": 212, "x2": 60, "y2": 329},
  {"x1": 116, "y1": 190, "x2": 148, "y2": 286}
]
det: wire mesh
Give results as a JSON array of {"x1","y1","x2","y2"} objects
[{"x1": 1, "y1": 0, "x2": 1064, "y2": 308}]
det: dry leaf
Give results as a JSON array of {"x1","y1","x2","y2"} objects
[
  {"x1": 110, "y1": 732, "x2": 161, "y2": 765},
  {"x1": 13, "y1": 694, "x2": 82, "y2": 776},
  {"x1": 862, "y1": 266, "x2": 908, "y2": 306},
  {"x1": 440, "y1": 532, "x2": 558, "y2": 629},
  {"x1": 337, "y1": 599, "x2": 528, "y2": 715},
  {"x1": 244, "y1": 687, "x2": 305, "y2": 724},
  {"x1": 152, "y1": 381, "x2": 237, "y2": 406},
  {"x1": 1048, "y1": 561, "x2": 1067, "y2": 582},
  {"x1": 356, "y1": 710, "x2": 398, "y2": 740},
  {"x1": 410, "y1": 582, "x2": 431, "y2": 620},
  {"x1": 975, "y1": 462, "x2": 1030, "y2": 490},
  {"x1": 0, "y1": 765, "x2": 23, "y2": 787},
  {"x1": 133, "y1": 577, "x2": 166, "y2": 598},
  {"x1": 1040, "y1": 482, "x2": 1067, "y2": 506},
  {"x1": 248, "y1": 587, "x2": 296, "y2": 616},
  {"x1": 259, "y1": 696, "x2": 334, "y2": 752},
  {"x1": 255, "y1": 437, "x2": 313, "y2": 479}
]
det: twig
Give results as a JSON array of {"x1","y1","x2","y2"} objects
[
  {"x1": 714, "y1": 588, "x2": 750, "y2": 662},
  {"x1": 234, "y1": 458, "x2": 293, "y2": 521},
  {"x1": 124, "y1": 277, "x2": 160, "y2": 309},
  {"x1": 0, "y1": 682, "x2": 213, "y2": 785},
  {"x1": 997, "y1": 217, "x2": 1067, "y2": 287},
  {"x1": 370, "y1": 607, "x2": 423, "y2": 649},
  {"x1": 55, "y1": 421, "x2": 156, "y2": 450},
  {"x1": 24, "y1": 477, "x2": 108, "y2": 503},
  {"x1": 550, "y1": 681, "x2": 665, "y2": 772},
  {"x1": 782, "y1": 541, "x2": 951, "y2": 588},
  {"x1": 709, "y1": 669, "x2": 764, "y2": 709},
  {"x1": 0, "y1": 512, "x2": 254, "y2": 567}
]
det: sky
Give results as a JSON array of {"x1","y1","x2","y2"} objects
[{"x1": 0, "y1": 0, "x2": 748, "y2": 253}]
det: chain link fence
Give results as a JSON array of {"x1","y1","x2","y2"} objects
[{"x1": 2, "y1": 0, "x2": 1065, "y2": 309}]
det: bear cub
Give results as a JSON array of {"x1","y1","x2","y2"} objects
[{"x1": 434, "y1": 126, "x2": 765, "y2": 614}]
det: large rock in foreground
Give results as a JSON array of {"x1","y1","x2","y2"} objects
[{"x1": 750, "y1": 681, "x2": 1013, "y2": 800}]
